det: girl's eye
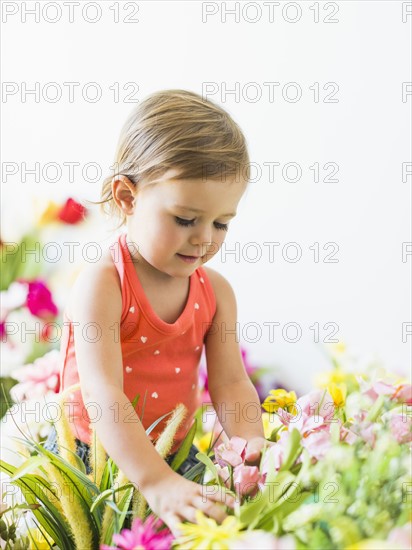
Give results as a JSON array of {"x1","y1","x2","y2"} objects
[
  {"x1": 214, "y1": 222, "x2": 229, "y2": 232},
  {"x1": 175, "y1": 216, "x2": 195, "y2": 227},
  {"x1": 174, "y1": 217, "x2": 228, "y2": 232}
]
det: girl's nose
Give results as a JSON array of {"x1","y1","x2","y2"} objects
[{"x1": 190, "y1": 224, "x2": 213, "y2": 248}]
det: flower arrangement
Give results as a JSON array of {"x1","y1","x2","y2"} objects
[
  {"x1": 0, "y1": 198, "x2": 88, "y2": 421},
  {"x1": 1, "y1": 348, "x2": 410, "y2": 549}
]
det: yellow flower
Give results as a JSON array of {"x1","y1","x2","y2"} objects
[
  {"x1": 28, "y1": 527, "x2": 54, "y2": 549},
  {"x1": 37, "y1": 201, "x2": 60, "y2": 226},
  {"x1": 315, "y1": 368, "x2": 347, "y2": 387},
  {"x1": 331, "y1": 342, "x2": 346, "y2": 354},
  {"x1": 262, "y1": 389, "x2": 297, "y2": 415},
  {"x1": 345, "y1": 540, "x2": 397, "y2": 549},
  {"x1": 261, "y1": 412, "x2": 283, "y2": 439},
  {"x1": 195, "y1": 432, "x2": 214, "y2": 454},
  {"x1": 177, "y1": 510, "x2": 241, "y2": 549},
  {"x1": 328, "y1": 382, "x2": 347, "y2": 408},
  {"x1": 315, "y1": 369, "x2": 359, "y2": 393}
]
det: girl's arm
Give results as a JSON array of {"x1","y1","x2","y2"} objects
[
  {"x1": 69, "y1": 261, "x2": 233, "y2": 533},
  {"x1": 204, "y1": 268, "x2": 266, "y2": 460}
]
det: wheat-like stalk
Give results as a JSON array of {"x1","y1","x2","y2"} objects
[
  {"x1": 89, "y1": 427, "x2": 107, "y2": 487},
  {"x1": 47, "y1": 463, "x2": 93, "y2": 549},
  {"x1": 155, "y1": 403, "x2": 187, "y2": 459},
  {"x1": 131, "y1": 403, "x2": 188, "y2": 520},
  {"x1": 54, "y1": 384, "x2": 81, "y2": 469}
]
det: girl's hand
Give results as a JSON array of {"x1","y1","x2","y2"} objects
[
  {"x1": 244, "y1": 436, "x2": 272, "y2": 466},
  {"x1": 142, "y1": 471, "x2": 235, "y2": 537}
]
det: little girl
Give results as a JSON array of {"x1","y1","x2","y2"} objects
[{"x1": 44, "y1": 89, "x2": 266, "y2": 533}]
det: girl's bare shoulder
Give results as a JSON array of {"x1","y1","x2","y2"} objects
[
  {"x1": 202, "y1": 266, "x2": 232, "y2": 293},
  {"x1": 66, "y1": 247, "x2": 122, "y2": 320}
]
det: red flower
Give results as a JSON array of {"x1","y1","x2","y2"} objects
[{"x1": 57, "y1": 198, "x2": 87, "y2": 224}]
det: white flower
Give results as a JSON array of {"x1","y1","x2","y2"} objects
[{"x1": 0, "y1": 282, "x2": 28, "y2": 319}]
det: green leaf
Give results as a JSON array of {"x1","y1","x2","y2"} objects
[
  {"x1": 170, "y1": 419, "x2": 197, "y2": 472},
  {"x1": 10, "y1": 455, "x2": 47, "y2": 482},
  {"x1": 366, "y1": 394, "x2": 385, "y2": 423},
  {"x1": 35, "y1": 447, "x2": 101, "y2": 543},
  {"x1": 279, "y1": 429, "x2": 301, "y2": 472},
  {"x1": 90, "y1": 483, "x2": 135, "y2": 514},
  {"x1": 99, "y1": 486, "x2": 134, "y2": 545},
  {"x1": 181, "y1": 461, "x2": 206, "y2": 483},
  {"x1": 195, "y1": 452, "x2": 219, "y2": 482},
  {"x1": 239, "y1": 470, "x2": 295, "y2": 530},
  {"x1": 330, "y1": 417, "x2": 341, "y2": 444},
  {"x1": 145, "y1": 410, "x2": 173, "y2": 436},
  {"x1": 99, "y1": 458, "x2": 118, "y2": 493},
  {"x1": 1, "y1": 460, "x2": 74, "y2": 550}
]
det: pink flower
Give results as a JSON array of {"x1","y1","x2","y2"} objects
[
  {"x1": 10, "y1": 350, "x2": 61, "y2": 401},
  {"x1": 26, "y1": 280, "x2": 58, "y2": 319},
  {"x1": 101, "y1": 515, "x2": 173, "y2": 550},
  {"x1": 297, "y1": 389, "x2": 335, "y2": 424},
  {"x1": 261, "y1": 431, "x2": 290, "y2": 473},
  {"x1": 388, "y1": 523, "x2": 412, "y2": 549},
  {"x1": 390, "y1": 414, "x2": 412, "y2": 444},
  {"x1": 361, "y1": 378, "x2": 412, "y2": 405},
  {"x1": 233, "y1": 464, "x2": 261, "y2": 497},
  {"x1": 216, "y1": 465, "x2": 231, "y2": 488},
  {"x1": 392, "y1": 384, "x2": 412, "y2": 405},
  {"x1": 276, "y1": 408, "x2": 296, "y2": 427},
  {"x1": 293, "y1": 412, "x2": 328, "y2": 435},
  {"x1": 356, "y1": 420, "x2": 376, "y2": 447},
  {"x1": 340, "y1": 425, "x2": 358, "y2": 445},
  {"x1": 301, "y1": 430, "x2": 332, "y2": 460},
  {"x1": 215, "y1": 436, "x2": 247, "y2": 468}
]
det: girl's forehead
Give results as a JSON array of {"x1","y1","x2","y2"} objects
[{"x1": 152, "y1": 177, "x2": 246, "y2": 213}]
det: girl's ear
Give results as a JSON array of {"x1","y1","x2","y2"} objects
[{"x1": 112, "y1": 176, "x2": 136, "y2": 215}]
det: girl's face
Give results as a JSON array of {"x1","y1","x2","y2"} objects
[{"x1": 125, "y1": 171, "x2": 247, "y2": 281}]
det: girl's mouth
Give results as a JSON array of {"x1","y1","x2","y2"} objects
[{"x1": 176, "y1": 253, "x2": 200, "y2": 264}]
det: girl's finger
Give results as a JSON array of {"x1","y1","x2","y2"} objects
[
  {"x1": 179, "y1": 505, "x2": 198, "y2": 524},
  {"x1": 198, "y1": 499, "x2": 227, "y2": 524},
  {"x1": 164, "y1": 514, "x2": 184, "y2": 538},
  {"x1": 199, "y1": 485, "x2": 235, "y2": 508}
]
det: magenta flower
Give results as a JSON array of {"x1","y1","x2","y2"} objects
[
  {"x1": 101, "y1": 515, "x2": 173, "y2": 550},
  {"x1": 390, "y1": 414, "x2": 412, "y2": 444},
  {"x1": 26, "y1": 280, "x2": 58, "y2": 319}
]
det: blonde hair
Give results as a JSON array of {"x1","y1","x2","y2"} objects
[{"x1": 98, "y1": 89, "x2": 250, "y2": 226}]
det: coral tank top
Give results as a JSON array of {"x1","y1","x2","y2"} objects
[{"x1": 60, "y1": 233, "x2": 216, "y2": 453}]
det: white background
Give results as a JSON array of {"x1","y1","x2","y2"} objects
[{"x1": 1, "y1": 0, "x2": 411, "y2": 392}]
